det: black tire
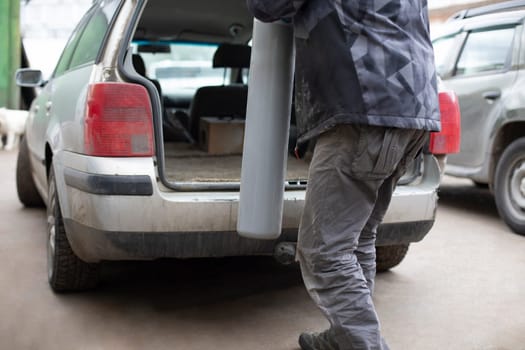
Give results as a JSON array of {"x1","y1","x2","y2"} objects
[
  {"x1": 16, "y1": 136, "x2": 44, "y2": 207},
  {"x1": 47, "y1": 166, "x2": 99, "y2": 292},
  {"x1": 494, "y1": 137, "x2": 525, "y2": 235},
  {"x1": 376, "y1": 244, "x2": 409, "y2": 272}
]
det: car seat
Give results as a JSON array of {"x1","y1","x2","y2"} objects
[
  {"x1": 133, "y1": 53, "x2": 195, "y2": 142},
  {"x1": 188, "y1": 43, "x2": 251, "y2": 140},
  {"x1": 132, "y1": 54, "x2": 162, "y2": 97}
]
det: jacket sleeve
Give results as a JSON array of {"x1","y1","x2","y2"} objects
[{"x1": 246, "y1": 0, "x2": 307, "y2": 23}]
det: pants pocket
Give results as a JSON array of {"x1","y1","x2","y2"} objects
[{"x1": 350, "y1": 126, "x2": 411, "y2": 181}]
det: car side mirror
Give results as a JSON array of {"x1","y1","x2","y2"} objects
[{"x1": 15, "y1": 69, "x2": 45, "y2": 87}]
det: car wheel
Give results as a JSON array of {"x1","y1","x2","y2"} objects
[
  {"x1": 47, "y1": 165, "x2": 99, "y2": 292},
  {"x1": 494, "y1": 137, "x2": 525, "y2": 235},
  {"x1": 376, "y1": 244, "x2": 409, "y2": 272},
  {"x1": 16, "y1": 136, "x2": 44, "y2": 207}
]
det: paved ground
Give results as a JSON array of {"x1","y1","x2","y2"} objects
[{"x1": 1, "y1": 148, "x2": 524, "y2": 350}]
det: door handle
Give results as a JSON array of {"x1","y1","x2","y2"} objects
[
  {"x1": 45, "y1": 101, "x2": 52, "y2": 117},
  {"x1": 482, "y1": 90, "x2": 501, "y2": 100}
]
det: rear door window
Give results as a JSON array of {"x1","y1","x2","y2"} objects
[
  {"x1": 54, "y1": 0, "x2": 120, "y2": 77},
  {"x1": 455, "y1": 27, "x2": 515, "y2": 76},
  {"x1": 53, "y1": 12, "x2": 91, "y2": 77}
]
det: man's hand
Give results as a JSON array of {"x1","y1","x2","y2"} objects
[{"x1": 246, "y1": 0, "x2": 305, "y2": 22}]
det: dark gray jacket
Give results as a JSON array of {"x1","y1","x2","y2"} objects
[{"x1": 247, "y1": 0, "x2": 441, "y2": 143}]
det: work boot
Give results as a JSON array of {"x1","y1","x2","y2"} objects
[{"x1": 298, "y1": 329, "x2": 340, "y2": 350}]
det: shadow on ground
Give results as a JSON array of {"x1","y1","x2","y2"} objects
[
  {"x1": 80, "y1": 256, "x2": 304, "y2": 312},
  {"x1": 438, "y1": 180, "x2": 499, "y2": 219}
]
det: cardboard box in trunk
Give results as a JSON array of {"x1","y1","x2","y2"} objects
[{"x1": 199, "y1": 117, "x2": 245, "y2": 155}]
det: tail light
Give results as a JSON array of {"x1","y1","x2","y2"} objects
[
  {"x1": 84, "y1": 82, "x2": 154, "y2": 157},
  {"x1": 430, "y1": 89, "x2": 461, "y2": 154}
]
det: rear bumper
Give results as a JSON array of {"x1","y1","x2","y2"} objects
[
  {"x1": 53, "y1": 151, "x2": 441, "y2": 262},
  {"x1": 64, "y1": 220, "x2": 434, "y2": 262},
  {"x1": 64, "y1": 167, "x2": 153, "y2": 196}
]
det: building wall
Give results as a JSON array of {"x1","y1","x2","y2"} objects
[{"x1": 21, "y1": 0, "x2": 91, "y2": 38}]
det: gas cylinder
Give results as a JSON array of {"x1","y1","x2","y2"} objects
[{"x1": 237, "y1": 19, "x2": 295, "y2": 240}]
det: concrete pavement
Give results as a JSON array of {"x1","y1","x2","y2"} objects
[{"x1": 0, "y1": 148, "x2": 524, "y2": 350}]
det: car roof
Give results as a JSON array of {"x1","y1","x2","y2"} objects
[
  {"x1": 450, "y1": 0, "x2": 525, "y2": 20},
  {"x1": 135, "y1": 0, "x2": 253, "y2": 44},
  {"x1": 435, "y1": 9, "x2": 525, "y2": 38}
]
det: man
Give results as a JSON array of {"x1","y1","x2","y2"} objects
[{"x1": 246, "y1": 0, "x2": 440, "y2": 349}]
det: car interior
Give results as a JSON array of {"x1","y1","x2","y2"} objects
[
  {"x1": 131, "y1": 0, "x2": 253, "y2": 140},
  {"x1": 127, "y1": 0, "x2": 309, "y2": 185}
]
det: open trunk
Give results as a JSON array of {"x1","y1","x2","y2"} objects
[
  {"x1": 123, "y1": 0, "x2": 310, "y2": 191},
  {"x1": 163, "y1": 142, "x2": 310, "y2": 184}
]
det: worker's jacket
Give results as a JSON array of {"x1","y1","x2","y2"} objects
[{"x1": 247, "y1": 0, "x2": 441, "y2": 143}]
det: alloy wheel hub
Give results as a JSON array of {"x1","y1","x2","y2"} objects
[{"x1": 510, "y1": 161, "x2": 525, "y2": 209}]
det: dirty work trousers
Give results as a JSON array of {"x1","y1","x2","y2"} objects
[{"x1": 297, "y1": 124, "x2": 428, "y2": 350}]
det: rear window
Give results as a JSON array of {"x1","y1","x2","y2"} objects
[{"x1": 131, "y1": 42, "x2": 247, "y2": 98}]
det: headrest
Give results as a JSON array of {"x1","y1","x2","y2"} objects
[
  {"x1": 132, "y1": 54, "x2": 146, "y2": 77},
  {"x1": 212, "y1": 44, "x2": 251, "y2": 69}
]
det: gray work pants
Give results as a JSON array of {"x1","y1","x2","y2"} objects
[{"x1": 297, "y1": 124, "x2": 428, "y2": 350}]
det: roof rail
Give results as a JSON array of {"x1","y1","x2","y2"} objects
[{"x1": 448, "y1": 0, "x2": 525, "y2": 21}]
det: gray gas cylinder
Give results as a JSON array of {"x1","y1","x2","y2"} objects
[{"x1": 237, "y1": 19, "x2": 295, "y2": 240}]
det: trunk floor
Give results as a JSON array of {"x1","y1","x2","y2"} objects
[{"x1": 164, "y1": 142, "x2": 310, "y2": 183}]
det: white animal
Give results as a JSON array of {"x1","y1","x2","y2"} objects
[{"x1": 0, "y1": 107, "x2": 28, "y2": 151}]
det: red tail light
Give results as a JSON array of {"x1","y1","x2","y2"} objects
[
  {"x1": 84, "y1": 82, "x2": 154, "y2": 157},
  {"x1": 430, "y1": 89, "x2": 461, "y2": 154}
]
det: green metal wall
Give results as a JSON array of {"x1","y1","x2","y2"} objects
[{"x1": 0, "y1": 0, "x2": 20, "y2": 109}]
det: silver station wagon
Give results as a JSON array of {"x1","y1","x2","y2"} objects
[{"x1": 16, "y1": 0, "x2": 460, "y2": 291}]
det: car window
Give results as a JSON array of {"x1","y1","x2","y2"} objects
[
  {"x1": 53, "y1": 9, "x2": 93, "y2": 77},
  {"x1": 68, "y1": 0, "x2": 121, "y2": 69},
  {"x1": 455, "y1": 27, "x2": 515, "y2": 77},
  {"x1": 132, "y1": 42, "x2": 227, "y2": 96},
  {"x1": 53, "y1": 0, "x2": 120, "y2": 77},
  {"x1": 432, "y1": 35, "x2": 457, "y2": 77}
]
